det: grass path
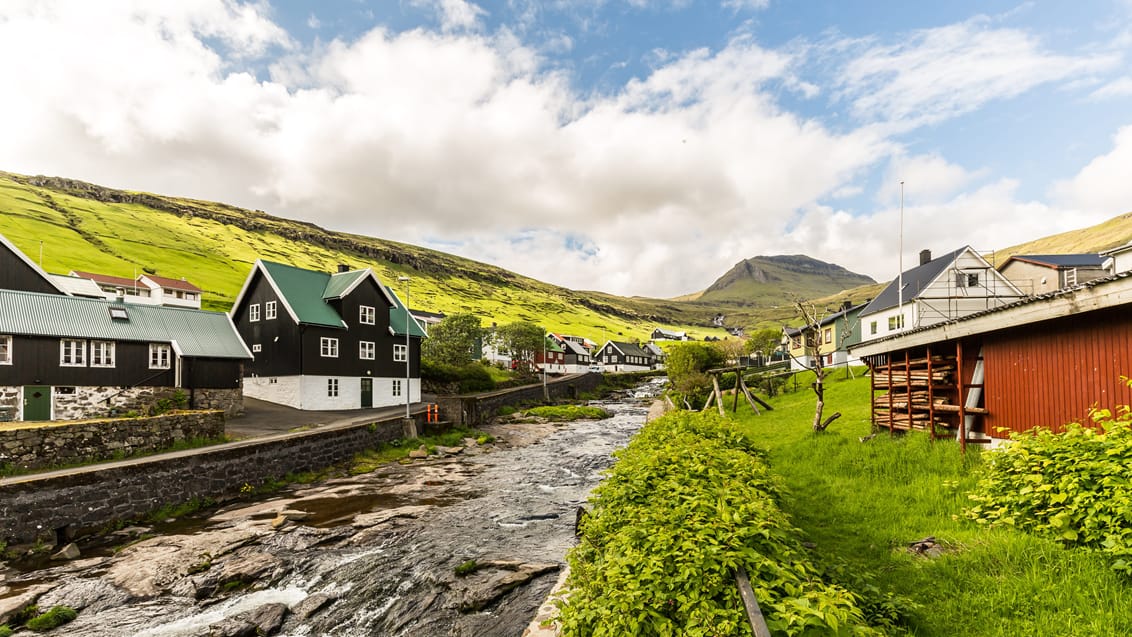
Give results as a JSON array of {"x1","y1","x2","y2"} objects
[{"x1": 732, "y1": 369, "x2": 1132, "y2": 636}]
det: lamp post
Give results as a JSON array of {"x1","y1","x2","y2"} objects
[
  {"x1": 542, "y1": 333, "x2": 548, "y2": 401},
  {"x1": 398, "y1": 275, "x2": 411, "y2": 420}
]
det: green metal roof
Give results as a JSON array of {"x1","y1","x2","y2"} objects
[
  {"x1": 259, "y1": 261, "x2": 346, "y2": 328},
  {"x1": 545, "y1": 336, "x2": 564, "y2": 352},
  {"x1": 384, "y1": 286, "x2": 428, "y2": 338},
  {"x1": 0, "y1": 289, "x2": 251, "y2": 359},
  {"x1": 322, "y1": 270, "x2": 368, "y2": 300}
]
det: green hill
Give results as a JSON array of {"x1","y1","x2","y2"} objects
[
  {"x1": 0, "y1": 171, "x2": 729, "y2": 344},
  {"x1": 695, "y1": 255, "x2": 876, "y2": 306},
  {"x1": 992, "y1": 211, "x2": 1132, "y2": 262}
]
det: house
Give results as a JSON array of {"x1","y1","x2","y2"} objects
[
  {"x1": 409, "y1": 309, "x2": 445, "y2": 330},
  {"x1": 594, "y1": 341, "x2": 652, "y2": 372},
  {"x1": 651, "y1": 328, "x2": 689, "y2": 341},
  {"x1": 70, "y1": 270, "x2": 204, "y2": 309},
  {"x1": 1101, "y1": 241, "x2": 1132, "y2": 274},
  {"x1": 642, "y1": 342, "x2": 666, "y2": 370},
  {"x1": 480, "y1": 324, "x2": 512, "y2": 368},
  {"x1": 535, "y1": 337, "x2": 567, "y2": 375},
  {"x1": 783, "y1": 301, "x2": 868, "y2": 371},
  {"x1": 998, "y1": 254, "x2": 1108, "y2": 295},
  {"x1": 848, "y1": 272, "x2": 1132, "y2": 447},
  {"x1": 0, "y1": 233, "x2": 250, "y2": 421},
  {"x1": 857, "y1": 247, "x2": 1024, "y2": 343},
  {"x1": 230, "y1": 260, "x2": 425, "y2": 410},
  {"x1": 551, "y1": 334, "x2": 593, "y2": 373}
]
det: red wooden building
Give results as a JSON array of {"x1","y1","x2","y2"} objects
[{"x1": 848, "y1": 273, "x2": 1132, "y2": 449}]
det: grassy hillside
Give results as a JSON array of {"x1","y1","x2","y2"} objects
[
  {"x1": 992, "y1": 211, "x2": 1132, "y2": 263},
  {"x1": 696, "y1": 254, "x2": 875, "y2": 305},
  {"x1": 0, "y1": 172, "x2": 730, "y2": 344}
]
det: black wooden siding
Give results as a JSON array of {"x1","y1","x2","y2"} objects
[
  {"x1": 0, "y1": 246, "x2": 63, "y2": 295},
  {"x1": 0, "y1": 335, "x2": 178, "y2": 387}
]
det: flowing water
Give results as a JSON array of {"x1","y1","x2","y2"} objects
[{"x1": 0, "y1": 382, "x2": 662, "y2": 636}]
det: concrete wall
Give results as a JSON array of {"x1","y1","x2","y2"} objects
[
  {"x1": 0, "y1": 411, "x2": 225, "y2": 471},
  {"x1": 437, "y1": 373, "x2": 603, "y2": 426},
  {"x1": 245, "y1": 375, "x2": 420, "y2": 410},
  {"x1": 0, "y1": 411, "x2": 438, "y2": 543}
]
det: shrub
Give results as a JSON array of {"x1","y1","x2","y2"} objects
[
  {"x1": 559, "y1": 411, "x2": 876, "y2": 636},
  {"x1": 966, "y1": 401, "x2": 1132, "y2": 575},
  {"x1": 0, "y1": 624, "x2": 11, "y2": 637},
  {"x1": 421, "y1": 359, "x2": 495, "y2": 393},
  {"x1": 525, "y1": 405, "x2": 612, "y2": 422},
  {"x1": 25, "y1": 606, "x2": 78, "y2": 632}
]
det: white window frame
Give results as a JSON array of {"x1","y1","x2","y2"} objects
[
  {"x1": 60, "y1": 339, "x2": 87, "y2": 367},
  {"x1": 321, "y1": 337, "x2": 339, "y2": 358},
  {"x1": 252, "y1": 344, "x2": 262, "y2": 353},
  {"x1": 249, "y1": 303, "x2": 261, "y2": 322},
  {"x1": 359, "y1": 305, "x2": 376, "y2": 325},
  {"x1": 0, "y1": 335, "x2": 11, "y2": 365},
  {"x1": 91, "y1": 340, "x2": 116, "y2": 368},
  {"x1": 888, "y1": 314, "x2": 904, "y2": 330},
  {"x1": 360, "y1": 341, "x2": 375, "y2": 360},
  {"x1": 328, "y1": 378, "x2": 339, "y2": 397},
  {"x1": 392, "y1": 379, "x2": 402, "y2": 397},
  {"x1": 149, "y1": 343, "x2": 172, "y2": 369},
  {"x1": 393, "y1": 343, "x2": 407, "y2": 362},
  {"x1": 265, "y1": 301, "x2": 277, "y2": 320}
]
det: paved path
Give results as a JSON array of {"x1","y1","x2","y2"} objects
[{"x1": 226, "y1": 396, "x2": 436, "y2": 439}]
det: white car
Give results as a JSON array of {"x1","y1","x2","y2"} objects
[{"x1": 588, "y1": 365, "x2": 603, "y2": 373}]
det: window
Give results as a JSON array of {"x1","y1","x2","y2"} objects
[
  {"x1": 249, "y1": 303, "x2": 261, "y2": 322},
  {"x1": 790, "y1": 336, "x2": 801, "y2": 349},
  {"x1": 394, "y1": 343, "x2": 407, "y2": 362},
  {"x1": 91, "y1": 341, "x2": 115, "y2": 367},
  {"x1": 393, "y1": 379, "x2": 402, "y2": 397},
  {"x1": 252, "y1": 344, "x2": 262, "y2": 353},
  {"x1": 888, "y1": 315, "x2": 904, "y2": 330},
  {"x1": 265, "y1": 301, "x2": 277, "y2": 320},
  {"x1": 61, "y1": 339, "x2": 87, "y2": 366},
  {"x1": 956, "y1": 272, "x2": 980, "y2": 288},
  {"x1": 359, "y1": 305, "x2": 376, "y2": 325},
  {"x1": 321, "y1": 337, "x2": 339, "y2": 358},
  {"x1": 823, "y1": 328, "x2": 832, "y2": 344},
  {"x1": 327, "y1": 378, "x2": 339, "y2": 397},
  {"x1": 870, "y1": 321, "x2": 877, "y2": 335},
  {"x1": 0, "y1": 335, "x2": 10, "y2": 365},
  {"x1": 360, "y1": 341, "x2": 375, "y2": 360},
  {"x1": 149, "y1": 343, "x2": 172, "y2": 369}
]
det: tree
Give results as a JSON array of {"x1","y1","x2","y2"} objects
[
  {"x1": 745, "y1": 328, "x2": 781, "y2": 360},
  {"x1": 421, "y1": 313, "x2": 485, "y2": 366},
  {"x1": 791, "y1": 301, "x2": 841, "y2": 432},
  {"x1": 665, "y1": 342, "x2": 727, "y2": 407},
  {"x1": 715, "y1": 338, "x2": 746, "y2": 365},
  {"x1": 496, "y1": 321, "x2": 545, "y2": 373}
]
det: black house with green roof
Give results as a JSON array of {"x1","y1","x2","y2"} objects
[{"x1": 230, "y1": 260, "x2": 425, "y2": 410}]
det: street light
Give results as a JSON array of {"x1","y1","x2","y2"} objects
[
  {"x1": 542, "y1": 333, "x2": 548, "y2": 401},
  {"x1": 398, "y1": 275, "x2": 411, "y2": 420}
]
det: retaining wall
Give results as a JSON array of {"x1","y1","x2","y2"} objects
[
  {"x1": 0, "y1": 411, "x2": 225, "y2": 471},
  {"x1": 436, "y1": 372, "x2": 603, "y2": 426}
]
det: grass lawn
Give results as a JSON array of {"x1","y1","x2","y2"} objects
[{"x1": 731, "y1": 369, "x2": 1132, "y2": 636}]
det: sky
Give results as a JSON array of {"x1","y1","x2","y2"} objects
[{"x1": 1, "y1": 1, "x2": 1131, "y2": 299}]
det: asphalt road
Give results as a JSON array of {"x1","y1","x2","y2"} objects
[{"x1": 226, "y1": 396, "x2": 433, "y2": 439}]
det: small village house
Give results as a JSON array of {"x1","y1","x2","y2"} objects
[
  {"x1": 595, "y1": 340, "x2": 652, "y2": 372},
  {"x1": 0, "y1": 233, "x2": 250, "y2": 421},
  {"x1": 782, "y1": 301, "x2": 868, "y2": 371},
  {"x1": 997, "y1": 254, "x2": 1108, "y2": 295},
  {"x1": 642, "y1": 342, "x2": 666, "y2": 370},
  {"x1": 535, "y1": 336, "x2": 567, "y2": 375},
  {"x1": 1102, "y1": 240, "x2": 1132, "y2": 274},
  {"x1": 857, "y1": 247, "x2": 1024, "y2": 343},
  {"x1": 230, "y1": 260, "x2": 425, "y2": 410},
  {"x1": 550, "y1": 334, "x2": 593, "y2": 373},
  {"x1": 71, "y1": 270, "x2": 204, "y2": 309},
  {"x1": 651, "y1": 328, "x2": 690, "y2": 341}
]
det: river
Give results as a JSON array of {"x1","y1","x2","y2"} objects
[{"x1": 0, "y1": 382, "x2": 661, "y2": 636}]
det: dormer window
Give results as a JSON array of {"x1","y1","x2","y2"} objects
[
  {"x1": 249, "y1": 303, "x2": 261, "y2": 322},
  {"x1": 360, "y1": 305, "x2": 376, "y2": 325}
]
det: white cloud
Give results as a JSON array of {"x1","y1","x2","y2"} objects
[
  {"x1": 722, "y1": 0, "x2": 770, "y2": 11},
  {"x1": 409, "y1": 0, "x2": 487, "y2": 32},
  {"x1": 883, "y1": 153, "x2": 980, "y2": 204},
  {"x1": 1090, "y1": 76, "x2": 1132, "y2": 99},
  {"x1": 833, "y1": 18, "x2": 1116, "y2": 129},
  {"x1": 1051, "y1": 125, "x2": 1132, "y2": 216},
  {"x1": 307, "y1": 13, "x2": 320, "y2": 29}
]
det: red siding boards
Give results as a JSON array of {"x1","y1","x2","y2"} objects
[{"x1": 983, "y1": 307, "x2": 1132, "y2": 437}]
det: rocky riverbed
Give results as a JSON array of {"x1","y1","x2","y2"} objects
[{"x1": 0, "y1": 383, "x2": 662, "y2": 636}]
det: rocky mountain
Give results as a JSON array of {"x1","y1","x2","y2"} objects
[{"x1": 692, "y1": 255, "x2": 876, "y2": 306}]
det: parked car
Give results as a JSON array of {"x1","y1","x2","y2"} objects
[{"x1": 588, "y1": 365, "x2": 603, "y2": 373}]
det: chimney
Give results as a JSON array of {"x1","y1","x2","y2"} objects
[
  {"x1": 919, "y1": 250, "x2": 932, "y2": 266},
  {"x1": 114, "y1": 287, "x2": 125, "y2": 302},
  {"x1": 337, "y1": 264, "x2": 351, "y2": 273},
  {"x1": 841, "y1": 300, "x2": 852, "y2": 311}
]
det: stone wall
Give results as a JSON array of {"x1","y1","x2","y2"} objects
[
  {"x1": 0, "y1": 412, "x2": 438, "y2": 543},
  {"x1": 54, "y1": 386, "x2": 186, "y2": 421},
  {"x1": 190, "y1": 387, "x2": 244, "y2": 417},
  {"x1": 0, "y1": 411, "x2": 225, "y2": 471},
  {"x1": 436, "y1": 373, "x2": 603, "y2": 426},
  {"x1": 0, "y1": 386, "x2": 17, "y2": 422}
]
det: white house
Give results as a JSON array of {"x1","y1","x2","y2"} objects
[{"x1": 858, "y1": 247, "x2": 1024, "y2": 343}]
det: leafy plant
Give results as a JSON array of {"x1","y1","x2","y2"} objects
[
  {"x1": 524, "y1": 405, "x2": 612, "y2": 422},
  {"x1": 966, "y1": 396, "x2": 1132, "y2": 574},
  {"x1": 0, "y1": 623, "x2": 11, "y2": 637},
  {"x1": 455, "y1": 559, "x2": 479, "y2": 576},
  {"x1": 559, "y1": 410, "x2": 877, "y2": 636}
]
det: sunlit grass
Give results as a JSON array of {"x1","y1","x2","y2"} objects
[{"x1": 731, "y1": 371, "x2": 1132, "y2": 636}]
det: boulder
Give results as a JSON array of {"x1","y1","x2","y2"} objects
[
  {"x1": 408, "y1": 445, "x2": 430, "y2": 459},
  {"x1": 51, "y1": 542, "x2": 81, "y2": 560},
  {"x1": 292, "y1": 592, "x2": 337, "y2": 620},
  {"x1": 246, "y1": 602, "x2": 288, "y2": 635}
]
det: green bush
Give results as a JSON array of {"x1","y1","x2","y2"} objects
[
  {"x1": 26, "y1": 606, "x2": 78, "y2": 632},
  {"x1": 966, "y1": 401, "x2": 1132, "y2": 575},
  {"x1": 559, "y1": 411, "x2": 877, "y2": 636},
  {"x1": 525, "y1": 405, "x2": 612, "y2": 422},
  {"x1": 421, "y1": 359, "x2": 495, "y2": 393},
  {"x1": 0, "y1": 624, "x2": 12, "y2": 637}
]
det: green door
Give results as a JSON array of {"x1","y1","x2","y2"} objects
[
  {"x1": 23, "y1": 386, "x2": 51, "y2": 421},
  {"x1": 360, "y1": 378, "x2": 373, "y2": 408}
]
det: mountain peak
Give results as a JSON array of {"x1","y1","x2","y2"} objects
[{"x1": 696, "y1": 255, "x2": 875, "y2": 306}]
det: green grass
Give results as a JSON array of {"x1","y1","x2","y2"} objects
[
  {"x1": 524, "y1": 405, "x2": 612, "y2": 421},
  {"x1": 350, "y1": 427, "x2": 494, "y2": 472},
  {"x1": 730, "y1": 372, "x2": 1132, "y2": 636}
]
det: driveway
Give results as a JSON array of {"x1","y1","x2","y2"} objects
[{"x1": 227, "y1": 396, "x2": 436, "y2": 439}]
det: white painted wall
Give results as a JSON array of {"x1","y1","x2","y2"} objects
[
  {"x1": 245, "y1": 375, "x2": 420, "y2": 410},
  {"x1": 244, "y1": 375, "x2": 303, "y2": 409}
]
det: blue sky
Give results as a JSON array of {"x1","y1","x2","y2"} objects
[{"x1": 1, "y1": 0, "x2": 1130, "y2": 298}]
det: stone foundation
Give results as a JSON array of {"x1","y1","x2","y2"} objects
[
  {"x1": 0, "y1": 411, "x2": 225, "y2": 471},
  {"x1": 0, "y1": 386, "x2": 17, "y2": 422},
  {"x1": 190, "y1": 387, "x2": 244, "y2": 417}
]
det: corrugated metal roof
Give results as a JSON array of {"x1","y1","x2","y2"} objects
[
  {"x1": 0, "y1": 289, "x2": 251, "y2": 359},
  {"x1": 545, "y1": 336, "x2": 564, "y2": 353},
  {"x1": 384, "y1": 286, "x2": 428, "y2": 338},
  {"x1": 49, "y1": 274, "x2": 106, "y2": 298},
  {"x1": 322, "y1": 270, "x2": 367, "y2": 300},
  {"x1": 259, "y1": 261, "x2": 346, "y2": 328}
]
